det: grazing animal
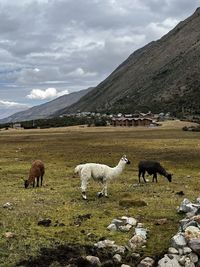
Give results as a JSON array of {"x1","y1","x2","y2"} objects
[
  {"x1": 74, "y1": 155, "x2": 130, "y2": 200},
  {"x1": 24, "y1": 160, "x2": 45, "y2": 188},
  {"x1": 138, "y1": 160, "x2": 172, "y2": 183}
]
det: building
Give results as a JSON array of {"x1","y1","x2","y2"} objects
[{"x1": 112, "y1": 117, "x2": 153, "y2": 127}]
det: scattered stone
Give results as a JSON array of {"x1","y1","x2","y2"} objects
[
  {"x1": 158, "y1": 254, "x2": 182, "y2": 267},
  {"x1": 188, "y1": 239, "x2": 200, "y2": 255},
  {"x1": 135, "y1": 227, "x2": 148, "y2": 239},
  {"x1": 121, "y1": 216, "x2": 137, "y2": 226},
  {"x1": 138, "y1": 257, "x2": 155, "y2": 267},
  {"x1": 171, "y1": 233, "x2": 187, "y2": 248},
  {"x1": 4, "y1": 232, "x2": 15, "y2": 238},
  {"x1": 85, "y1": 255, "x2": 101, "y2": 266},
  {"x1": 118, "y1": 224, "x2": 132, "y2": 232},
  {"x1": 189, "y1": 252, "x2": 198, "y2": 263},
  {"x1": 129, "y1": 235, "x2": 146, "y2": 251},
  {"x1": 178, "y1": 198, "x2": 198, "y2": 214},
  {"x1": 2, "y1": 202, "x2": 13, "y2": 210},
  {"x1": 183, "y1": 247, "x2": 192, "y2": 254},
  {"x1": 168, "y1": 247, "x2": 179, "y2": 254},
  {"x1": 38, "y1": 218, "x2": 52, "y2": 227},
  {"x1": 184, "y1": 226, "x2": 200, "y2": 240},
  {"x1": 185, "y1": 257, "x2": 195, "y2": 267},
  {"x1": 113, "y1": 254, "x2": 122, "y2": 263},
  {"x1": 107, "y1": 223, "x2": 117, "y2": 231},
  {"x1": 94, "y1": 240, "x2": 125, "y2": 254},
  {"x1": 121, "y1": 265, "x2": 131, "y2": 267}
]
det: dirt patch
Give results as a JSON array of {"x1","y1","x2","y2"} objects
[
  {"x1": 16, "y1": 244, "x2": 122, "y2": 267},
  {"x1": 119, "y1": 198, "x2": 147, "y2": 208}
]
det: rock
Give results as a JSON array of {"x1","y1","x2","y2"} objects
[
  {"x1": 178, "y1": 255, "x2": 186, "y2": 265},
  {"x1": 124, "y1": 217, "x2": 137, "y2": 226},
  {"x1": 111, "y1": 219, "x2": 124, "y2": 226},
  {"x1": 185, "y1": 257, "x2": 195, "y2": 267},
  {"x1": 171, "y1": 233, "x2": 187, "y2": 248},
  {"x1": 183, "y1": 221, "x2": 200, "y2": 231},
  {"x1": 86, "y1": 256, "x2": 101, "y2": 266},
  {"x1": 107, "y1": 223, "x2": 117, "y2": 231},
  {"x1": 138, "y1": 257, "x2": 155, "y2": 267},
  {"x1": 119, "y1": 224, "x2": 132, "y2": 232},
  {"x1": 113, "y1": 254, "x2": 122, "y2": 263},
  {"x1": 184, "y1": 226, "x2": 200, "y2": 240},
  {"x1": 129, "y1": 235, "x2": 146, "y2": 251},
  {"x1": 4, "y1": 232, "x2": 15, "y2": 238},
  {"x1": 189, "y1": 252, "x2": 198, "y2": 263},
  {"x1": 168, "y1": 247, "x2": 179, "y2": 254},
  {"x1": 94, "y1": 240, "x2": 125, "y2": 254},
  {"x1": 178, "y1": 198, "x2": 197, "y2": 213},
  {"x1": 135, "y1": 227, "x2": 147, "y2": 239},
  {"x1": 121, "y1": 265, "x2": 131, "y2": 267},
  {"x1": 38, "y1": 218, "x2": 52, "y2": 227},
  {"x1": 158, "y1": 254, "x2": 182, "y2": 267},
  {"x1": 188, "y1": 238, "x2": 200, "y2": 255},
  {"x1": 176, "y1": 191, "x2": 185, "y2": 196},
  {"x1": 183, "y1": 247, "x2": 192, "y2": 254},
  {"x1": 2, "y1": 202, "x2": 13, "y2": 210},
  {"x1": 190, "y1": 215, "x2": 200, "y2": 223}
]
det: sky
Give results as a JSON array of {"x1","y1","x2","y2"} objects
[{"x1": 0, "y1": 0, "x2": 199, "y2": 119}]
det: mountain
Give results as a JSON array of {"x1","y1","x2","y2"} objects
[
  {"x1": 0, "y1": 87, "x2": 93, "y2": 123},
  {"x1": 56, "y1": 8, "x2": 200, "y2": 117}
]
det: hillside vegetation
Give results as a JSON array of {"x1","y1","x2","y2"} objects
[{"x1": 0, "y1": 123, "x2": 199, "y2": 266}]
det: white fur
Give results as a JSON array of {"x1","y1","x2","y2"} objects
[{"x1": 74, "y1": 155, "x2": 130, "y2": 199}]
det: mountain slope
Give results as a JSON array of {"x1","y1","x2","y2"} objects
[
  {"x1": 0, "y1": 87, "x2": 93, "y2": 123},
  {"x1": 57, "y1": 8, "x2": 200, "y2": 116}
]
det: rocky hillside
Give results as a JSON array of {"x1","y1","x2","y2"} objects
[
  {"x1": 57, "y1": 8, "x2": 200, "y2": 117},
  {"x1": 0, "y1": 88, "x2": 93, "y2": 123}
]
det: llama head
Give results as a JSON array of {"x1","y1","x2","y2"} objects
[
  {"x1": 166, "y1": 173, "x2": 172, "y2": 182},
  {"x1": 121, "y1": 155, "x2": 130, "y2": 164}
]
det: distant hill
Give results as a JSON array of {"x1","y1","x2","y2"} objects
[
  {"x1": 0, "y1": 87, "x2": 93, "y2": 123},
  {"x1": 56, "y1": 8, "x2": 200, "y2": 117}
]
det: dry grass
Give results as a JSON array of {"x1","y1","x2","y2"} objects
[{"x1": 0, "y1": 122, "x2": 199, "y2": 266}]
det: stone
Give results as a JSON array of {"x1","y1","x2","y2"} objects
[
  {"x1": 86, "y1": 256, "x2": 101, "y2": 266},
  {"x1": 111, "y1": 219, "x2": 124, "y2": 226},
  {"x1": 155, "y1": 218, "x2": 168, "y2": 225},
  {"x1": 2, "y1": 202, "x2": 13, "y2": 210},
  {"x1": 121, "y1": 265, "x2": 131, "y2": 267},
  {"x1": 189, "y1": 252, "x2": 198, "y2": 263},
  {"x1": 129, "y1": 235, "x2": 146, "y2": 251},
  {"x1": 188, "y1": 239, "x2": 200, "y2": 255},
  {"x1": 158, "y1": 254, "x2": 182, "y2": 267},
  {"x1": 138, "y1": 257, "x2": 155, "y2": 267},
  {"x1": 125, "y1": 217, "x2": 137, "y2": 226},
  {"x1": 184, "y1": 226, "x2": 200, "y2": 240},
  {"x1": 178, "y1": 199, "x2": 197, "y2": 213},
  {"x1": 178, "y1": 255, "x2": 186, "y2": 265},
  {"x1": 135, "y1": 227, "x2": 147, "y2": 239},
  {"x1": 119, "y1": 224, "x2": 132, "y2": 232},
  {"x1": 171, "y1": 233, "x2": 187, "y2": 248},
  {"x1": 185, "y1": 257, "x2": 195, "y2": 267},
  {"x1": 183, "y1": 247, "x2": 192, "y2": 254},
  {"x1": 113, "y1": 254, "x2": 122, "y2": 263},
  {"x1": 107, "y1": 223, "x2": 117, "y2": 231},
  {"x1": 168, "y1": 247, "x2": 179, "y2": 254},
  {"x1": 4, "y1": 232, "x2": 15, "y2": 238},
  {"x1": 183, "y1": 221, "x2": 200, "y2": 231},
  {"x1": 190, "y1": 215, "x2": 200, "y2": 223}
]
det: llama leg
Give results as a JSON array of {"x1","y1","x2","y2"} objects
[
  {"x1": 80, "y1": 176, "x2": 89, "y2": 200},
  {"x1": 98, "y1": 180, "x2": 107, "y2": 198},
  {"x1": 36, "y1": 177, "x2": 39, "y2": 187},
  {"x1": 142, "y1": 171, "x2": 147, "y2": 183},
  {"x1": 138, "y1": 170, "x2": 142, "y2": 183},
  {"x1": 41, "y1": 175, "x2": 43, "y2": 186},
  {"x1": 33, "y1": 178, "x2": 35, "y2": 188}
]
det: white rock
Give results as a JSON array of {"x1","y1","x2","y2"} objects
[
  {"x1": 113, "y1": 254, "x2": 122, "y2": 263},
  {"x1": 126, "y1": 217, "x2": 137, "y2": 226},
  {"x1": 168, "y1": 247, "x2": 179, "y2": 254},
  {"x1": 135, "y1": 227, "x2": 147, "y2": 239},
  {"x1": 86, "y1": 256, "x2": 101, "y2": 266},
  {"x1": 171, "y1": 233, "x2": 187, "y2": 248},
  {"x1": 189, "y1": 252, "x2": 199, "y2": 263},
  {"x1": 138, "y1": 257, "x2": 155, "y2": 267},
  {"x1": 185, "y1": 257, "x2": 195, "y2": 267},
  {"x1": 119, "y1": 224, "x2": 132, "y2": 232},
  {"x1": 107, "y1": 223, "x2": 117, "y2": 231},
  {"x1": 183, "y1": 247, "x2": 192, "y2": 254},
  {"x1": 158, "y1": 254, "x2": 182, "y2": 267},
  {"x1": 121, "y1": 265, "x2": 131, "y2": 267}
]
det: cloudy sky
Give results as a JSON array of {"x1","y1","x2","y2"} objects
[{"x1": 0, "y1": 0, "x2": 199, "y2": 118}]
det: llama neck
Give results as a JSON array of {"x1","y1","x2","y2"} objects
[{"x1": 112, "y1": 160, "x2": 126, "y2": 177}]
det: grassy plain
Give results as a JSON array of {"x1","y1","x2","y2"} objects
[{"x1": 0, "y1": 121, "x2": 199, "y2": 266}]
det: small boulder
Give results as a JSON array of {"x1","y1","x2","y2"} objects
[
  {"x1": 86, "y1": 256, "x2": 101, "y2": 267},
  {"x1": 138, "y1": 257, "x2": 155, "y2": 267},
  {"x1": 4, "y1": 232, "x2": 15, "y2": 238}
]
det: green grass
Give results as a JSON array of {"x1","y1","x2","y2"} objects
[{"x1": 0, "y1": 125, "x2": 199, "y2": 266}]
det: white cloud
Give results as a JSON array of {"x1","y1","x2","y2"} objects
[
  {"x1": 0, "y1": 100, "x2": 29, "y2": 109},
  {"x1": 26, "y1": 88, "x2": 69, "y2": 100}
]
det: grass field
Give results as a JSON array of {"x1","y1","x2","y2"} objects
[{"x1": 0, "y1": 121, "x2": 199, "y2": 266}]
